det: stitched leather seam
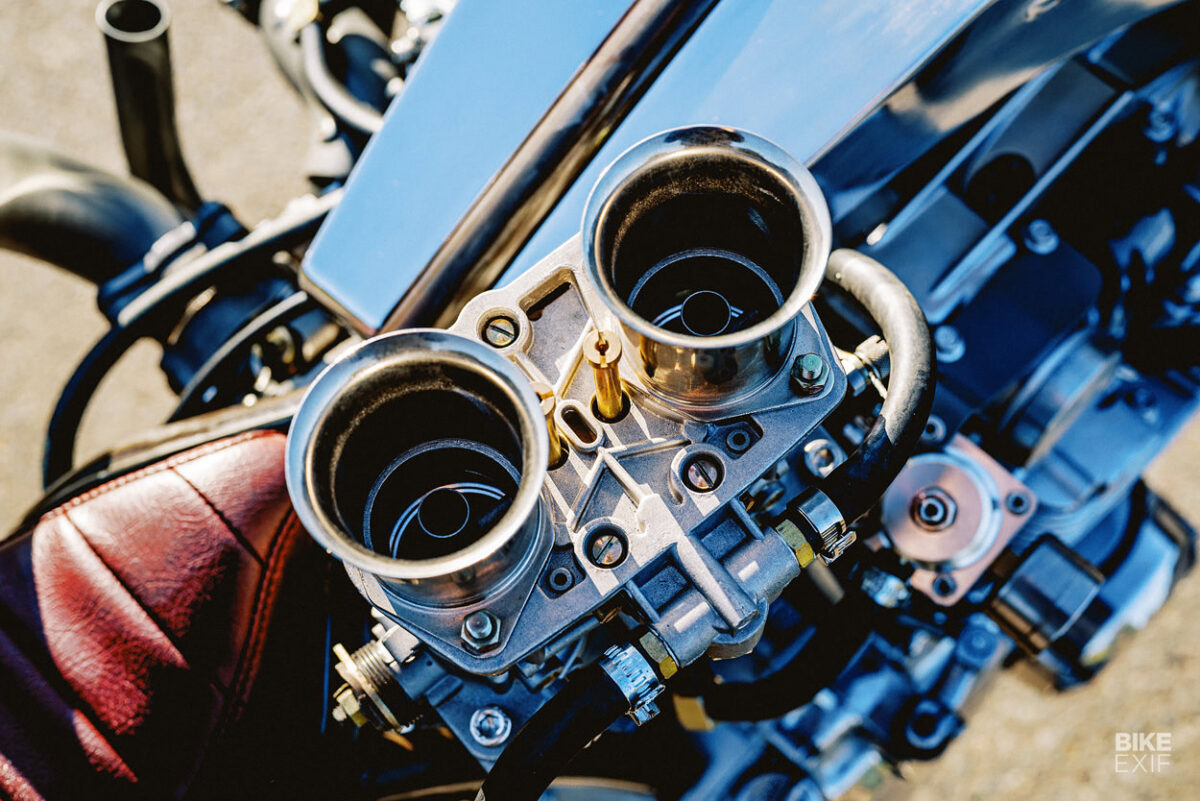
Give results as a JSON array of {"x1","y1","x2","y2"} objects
[
  {"x1": 41, "y1": 431, "x2": 279, "y2": 521},
  {"x1": 229, "y1": 512, "x2": 301, "y2": 713},
  {"x1": 170, "y1": 469, "x2": 267, "y2": 568},
  {"x1": 192, "y1": 511, "x2": 302, "y2": 778}
]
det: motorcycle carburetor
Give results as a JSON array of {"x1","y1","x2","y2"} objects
[{"x1": 286, "y1": 128, "x2": 846, "y2": 709}]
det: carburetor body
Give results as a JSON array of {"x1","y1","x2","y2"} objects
[{"x1": 287, "y1": 128, "x2": 846, "y2": 680}]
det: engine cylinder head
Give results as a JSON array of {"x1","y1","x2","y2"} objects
[
  {"x1": 582, "y1": 127, "x2": 831, "y2": 406},
  {"x1": 286, "y1": 330, "x2": 549, "y2": 608}
]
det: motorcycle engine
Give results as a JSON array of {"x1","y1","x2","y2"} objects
[{"x1": 279, "y1": 6, "x2": 1200, "y2": 800}]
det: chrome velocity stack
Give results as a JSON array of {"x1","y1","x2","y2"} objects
[
  {"x1": 583, "y1": 127, "x2": 831, "y2": 406},
  {"x1": 286, "y1": 330, "x2": 549, "y2": 609}
]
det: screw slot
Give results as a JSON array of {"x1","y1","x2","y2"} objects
[
  {"x1": 482, "y1": 315, "x2": 518, "y2": 348},
  {"x1": 587, "y1": 527, "x2": 628, "y2": 568},
  {"x1": 682, "y1": 453, "x2": 724, "y2": 493}
]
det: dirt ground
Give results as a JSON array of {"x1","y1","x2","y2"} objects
[{"x1": 0, "y1": 2, "x2": 1197, "y2": 799}]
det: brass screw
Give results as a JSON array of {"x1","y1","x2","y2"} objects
[
  {"x1": 532, "y1": 382, "x2": 565, "y2": 468},
  {"x1": 482, "y1": 315, "x2": 518, "y2": 348},
  {"x1": 584, "y1": 329, "x2": 625, "y2": 420}
]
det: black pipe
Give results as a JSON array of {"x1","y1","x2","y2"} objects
[
  {"x1": 380, "y1": 0, "x2": 720, "y2": 332},
  {"x1": 0, "y1": 131, "x2": 181, "y2": 283},
  {"x1": 476, "y1": 663, "x2": 631, "y2": 801},
  {"x1": 818, "y1": 249, "x2": 936, "y2": 523},
  {"x1": 97, "y1": 0, "x2": 202, "y2": 210},
  {"x1": 298, "y1": 22, "x2": 385, "y2": 136},
  {"x1": 686, "y1": 590, "x2": 873, "y2": 722}
]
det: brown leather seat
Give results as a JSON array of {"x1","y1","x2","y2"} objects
[{"x1": 0, "y1": 430, "x2": 329, "y2": 800}]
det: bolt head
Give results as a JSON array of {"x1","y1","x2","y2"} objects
[
  {"x1": 587, "y1": 527, "x2": 627, "y2": 568},
  {"x1": 790, "y1": 353, "x2": 828, "y2": 395},
  {"x1": 461, "y1": 610, "x2": 502, "y2": 651},
  {"x1": 682, "y1": 454, "x2": 723, "y2": 492},
  {"x1": 482, "y1": 315, "x2": 518, "y2": 348},
  {"x1": 469, "y1": 706, "x2": 513, "y2": 747},
  {"x1": 1023, "y1": 219, "x2": 1059, "y2": 255},
  {"x1": 911, "y1": 487, "x2": 957, "y2": 531},
  {"x1": 933, "y1": 326, "x2": 965, "y2": 363}
]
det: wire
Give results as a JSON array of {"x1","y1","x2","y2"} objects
[
  {"x1": 299, "y1": 23, "x2": 384, "y2": 136},
  {"x1": 42, "y1": 191, "x2": 341, "y2": 487},
  {"x1": 168, "y1": 291, "x2": 316, "y2": 422}
]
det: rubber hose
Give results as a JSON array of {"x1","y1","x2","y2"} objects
[
  {"x1": 819, "y1": 249, "x2": 935, "y2": 523},
  {"x1": 476, "y1": 663, "x2": 630, "y2": 801},
  {"x1": 687, "y1": 590, "x2": 873, "y2": 722}
]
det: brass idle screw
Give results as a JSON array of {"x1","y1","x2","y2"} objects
[
  {"x1": 585, "y1": 329, "x2": 625, "y2": 420},
  {"x1": 531, "y1": 381, "x2": 565, "y2": 468}
]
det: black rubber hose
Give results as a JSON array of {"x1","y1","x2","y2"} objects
[
  {"x1": 299, "y1": 23, "x2": 384, "y2": 136},
  {"x1": 0, "y1": 131, "x2": 181, "y2": 284},
  {"x1": 685, "y1": 589, "x2": 873, "y2": 722},
  {"x1": 476, "y1": 663, "x2": 630, "y2": 801},
  {"x1": 819, "y1": 249, "x2": 935, "y2": 523}
]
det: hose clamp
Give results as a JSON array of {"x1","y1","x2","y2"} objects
[
  {"x1": 599, "y1": 644, "x2": 665, "y2": 726},
  {"x1": 792, "y1": 487, "x2": 853, "y2": 563}
]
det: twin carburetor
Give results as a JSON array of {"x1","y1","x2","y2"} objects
[{"x1": 285, "y1": 127, "x2": 861, "y2": 758}]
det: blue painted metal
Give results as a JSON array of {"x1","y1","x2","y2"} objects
[
  {"x1": 300, "y1": 0, "x2": 632, "y2": 330},
  {"x1": 303, "y1": 0, "x2": 987, "y2": 332},
  {"x1": 301, "y1": 0, "x2": 1185, "y2": 332}
]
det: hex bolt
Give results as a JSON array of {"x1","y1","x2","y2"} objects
[
  {"x1": 1023, "y1": 219, "x2": 1059, "y2": 255},
  {"x1": 469, "y1": 706, "x2": 513, "y2": 748},
  {"x1": 1004, "y1": 491, "x2": 1032, "y2": 515},
  {"x1": 682, "y1": 454, "x2": 723, "y2": 492},
  {"x1": 790, "y1": 353, "x2": 828, "y2": 395},
  {"x1": 803, "y1": 437, "x2": 844, "y2": 479},
  {"x1": 588, "y1": 528, "x2": 627, "y2": 568},
  {"x1": 461, "y1": 610, "x2": 501, "y2": 651},
  {"x1": 482, "y1": 315, "x2": 518, "y2": 348},
  {"x1": 911, "y1": 487, "x2": 957, "y2": 531}
]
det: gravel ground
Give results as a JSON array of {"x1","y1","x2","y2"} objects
[{"x1": 0, "y1": 2, "x2": 1197, "y2": 799}]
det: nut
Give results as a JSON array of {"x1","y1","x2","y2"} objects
[
  {"x1": 774, "y1": 518, "x2": 816, "y2": 568},
  {"x1": 460, "y1": 610, "x2": 502, "y2": 652},
  {"x1": 790, "y1": 353, "x2": 828, "y2": 395},
  {"x1": 637, "y1": 630, "x2": 679, "y2": 680},
  {"x1": 332, "y1": 686, "x2": 368, "y2": 727}
]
